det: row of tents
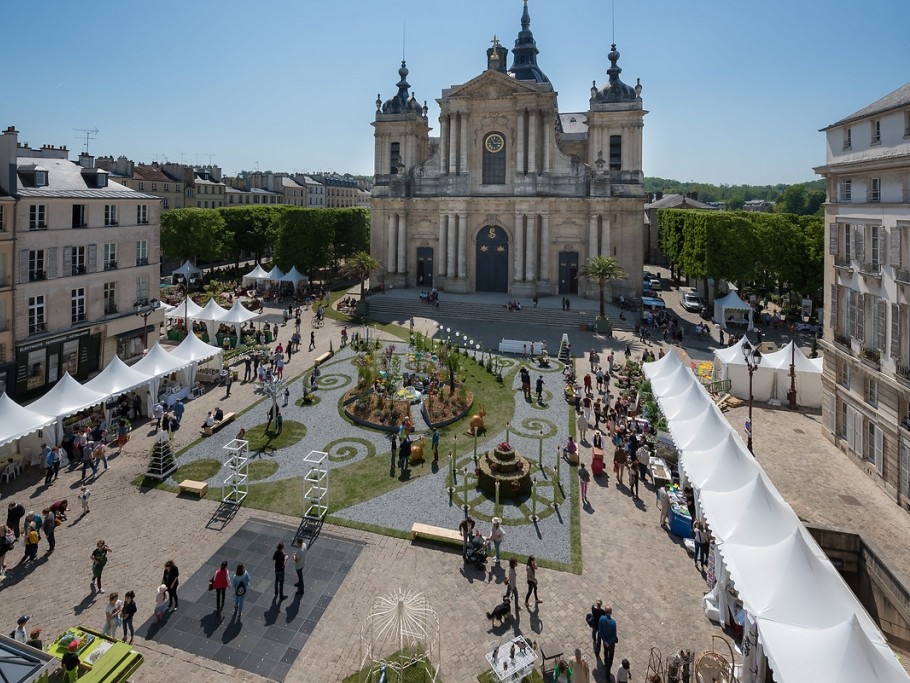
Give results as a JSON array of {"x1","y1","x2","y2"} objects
[{"x1": 643, "y1": 352, "x2": 908, "y2": 683}]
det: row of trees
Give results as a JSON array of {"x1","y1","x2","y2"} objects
[
  {"x1": 657, "y1": 208, "x2": 824, "y2": 302},
  {"x1": 645, "y1": 177, "x2": 826, "y2": 215},
  {"x1": 160, "y1": 206, "x2": 371, "y2": 275}
]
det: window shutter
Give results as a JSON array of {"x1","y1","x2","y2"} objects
[
  {"x1": 878, "y1": 299, "x2": 888, "y2": 352},
  {"x1": 88, "y1": 244, "x2": 97, "y2": 273},
  {"x1": 18, "y1": 249, "x2": 29, "y2": 284},
  {"x1": 891, "y1": 226, "x2": 902, "y2": 267},
  {"x1": 830, "y1": 284, "x2": 838, "y2": 330},
  {"x1": 823, "y1": 393, "x2": 835, "y2": 435},
  {"x1": 878, "y1": 228, "x2": 886, "y2": 267},
  {"x1": 854, "y1": 225, "x2": 865, "y2": 262},
  {"x1": 46, "y1": 247, "x2": 58, "y2": 279},
  {"x1": 874, "y1": 426, "x2": 884, "y2": 475},
  {"x1": 892, "y1": 303, "x2": 901, "y2": 360},
  {"x1": 829, "y1": 223, "x2": 839, "y2": 255},
  {"x1": 63, "y1": 247, "x2": 72, "y2": 274},
  {"x1": 857, "y1": 293, "x2": 867, "y2": 342},
  {"x1": 901, "y1": 441, "x2": 910, "y2": 498}
]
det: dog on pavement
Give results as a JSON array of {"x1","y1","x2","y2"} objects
[{"x1": 486, "y1": 599, "x2": 512, "y2": 625}]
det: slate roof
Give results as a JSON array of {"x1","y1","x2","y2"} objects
[
  {"x1": 644, "y1": 194, "x2": 716, "y2": 210},
  {"x1": 822, "y1": 81, "x2": 910, "y2": 131},
  {"x1": 16, "y1": 157, "x2": 159, "y2": 199},
  {"x1": 558, "y1": 113, "x2": 588, "y2": 134},
  {"x1": 134, "y1": 165, "x2": 177, "y2": 182}
]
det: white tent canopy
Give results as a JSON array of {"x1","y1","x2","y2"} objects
[
  {"x1": 85, "y1": 356, "x2": 152, "y2": 397},
  {"x1": 29, "y1": 372, "x2": 108, "y2": 443},
  {"x1": 267, "y1": 265, "x2": 285, "y2": 281},
  {"x1": 642, "y1": 352, "x2": 910, "y2": 683},
  {"x1": 279, "y1": 266, "x2": 307, "y2": 285},
  {"x1": 714, "y1": 289, "x2": 753, "y2": 330},
  {"x1": 242, "y1": 264, "x2": 270, "y2": 283},
  {"x1": 219, "y1": 300, "x2": 260, "y2": 344},
  {"x1": 0, "y1": 393, "x2": 55, "y2": 448},
  {"x1": 133, "y1": 344, "x2": 194, "y2": 413},
  {"x1": 170, "y1": 332, "x2": 223, "y2": 388},
  {"x1": 761, "y1": 341, "x2": 824, "y2": 408},
  {"x1": 164, "y1": 297, "x2": 204, "y2": 320},
  {"x1": 171, "y1": 260, "x2": 203, "y2": 278},
  {"x1": 195, "y1": 298, "x2": 229, "y2": 342}
]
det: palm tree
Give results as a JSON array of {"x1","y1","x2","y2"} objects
[
  {"x1": 579, "y1": 255, "x2": 627, "y2": 318},
  {"x1": 341, "y1": 251, "x2": 382, "y2": 301}
]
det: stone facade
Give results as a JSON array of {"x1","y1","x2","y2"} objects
[{"x1": 370, "y1": 2, "x2": 646, "y2": 300}]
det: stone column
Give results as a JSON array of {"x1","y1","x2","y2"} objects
[
  {"x1": 603, "y1": 216, "x2": 611, "y2": 257},
  {"x1": 516, "y1": 110, "x2": 526, "y2": 175},
  {"x1": 448, "y1": 113, "x2": 459, "y2": 176},
  {"x1": 459, "y1": 112, "x2": 469, "y2": 175},
  {"x1": 439, "y1": 116, "x2": 449, "y2": 175},
  {"x1": 457, "y1": 213, "x2": 468, "y2": 279},
  {"x1": 446, "y1": 214, "x2": 457, "y2": 278},
  {"x1": 525, "y1": 215, "x2": 538, "y2": 281},
  {"x1": 438, "y1": 213, "x2": 448, "y2": 277},
  {"x1": 527, "y1": 110, "x2": 538, "y2": 175},
  {"x1": 397, "y1": 215, "x2": 407, "y2": 274},
  {"x1": 387, "y1": 214, "x2": 397, "y2": 273},
  {"x1": 539, "y1": 214, "x2": 550, "y2": 281},
  {"x1": 514, "y1": 213, "x2": 525, "y2": 282},
  {"x1": 589, "y1": 215, "x2": 600, "y2": 258},
  {"x1": 542, "y1": 116, "x2": 550, "y2": 173}
]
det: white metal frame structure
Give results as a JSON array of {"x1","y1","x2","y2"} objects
[
  {"x1": 359, "y1": 588, "x2": 440, "y2": 682},
  {"x1": 221, "y1": 438, "x2": 249, "y2": 505},
  {"x1": 303, "y1": 450, "x2": 328, "y2": 520}
]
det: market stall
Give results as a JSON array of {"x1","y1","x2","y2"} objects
[
  {"x1": 267, "y1": 265, "x2": 285, "y2": 281},
  {"x1": 218, "y1": 300, "x2": 260, "y2": 347},
  {"x1": 0, "y1": 392, "x2": 55, "y2": 448},
  {"x1": 85, "y1": 357, "x2": 153, "y2": 434},
  {"x1": 132, "y1": 344, "x2": 193, "y2": 413},
  {"x1": 713, "y1": 289, "x2": 754, "y2": 331},
  {"x1": 169, "y1": 331, "x2": 223, "y2": 390},
  {"x1": 171, "y1": 260, "x2": 202, "y2": 284},
  {"x1": 242, "y1": 263, "x2": 270, "y2": 286},
  {"x1": 195, "y1": 298, "x2": 229, "y2": 344},
  {"x1": 28, "y1": 372, "x2": 107, "y2": 444},
  {"x1": 47, "y1": 626, "x2": 143, "y2": 682},
  {"x1": 761, "y1": 341, "x2": 824, "y2": 409}
]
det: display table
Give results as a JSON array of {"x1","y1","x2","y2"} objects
[
  {"x1": 485, "y1": 636, "x2": 537, "y2": 683},
  {"x1": 669, "y1": 504, "x2": 693, "y2": 538},
  {"x1": 159, "y1": 386, "x2": 189, "y2": 407},
  {"x1": 47, "y1": 626, "x2": 143, "y2": 681},
  {"x1": 650, "y1": 456, "x2": 672, "y2": 489}
]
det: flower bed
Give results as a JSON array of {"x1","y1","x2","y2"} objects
[{"x1": 475, "y1": 442, "x2": 532, "y2": 497}]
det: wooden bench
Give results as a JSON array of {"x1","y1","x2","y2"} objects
[
  {"x1": 410, "y1": 522, "x2": 463, "y2": 547},
  {"x1": 498, "y1": 339, "x2": 533, "y2": 355},
  {"x1": 314, "y1": 351, "x2": 332, "y2": 366},
  {"x1": 178, "y1": 479, "x2": 208, "y2": 497},
  {"x1": 202, "y1": 412, "x2": 236, "y2": 436}
]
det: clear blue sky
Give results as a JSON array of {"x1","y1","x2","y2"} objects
[{"x1": 3, "y1": 0, "x2": 908, "y2": 185}]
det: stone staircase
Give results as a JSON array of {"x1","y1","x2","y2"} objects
[{"x1": 362, "y1": 296, "x2": 635, "y2": 334}]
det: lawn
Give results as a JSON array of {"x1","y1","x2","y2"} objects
[{"x1": 244, "y1": 419, "x2": 306, "y2": 452}]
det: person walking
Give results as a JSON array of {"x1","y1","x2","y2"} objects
[
  {"x1": 588, "y1": 599, "x2": 607, "y2": 655},
  {"x1": 162, "y1": 560, "x2": 180, "y2": 611},
  {"x1": 243, "y1": 357, "x2": 252, "y2": 382},
  {"x1": 79, "y1": 486, "x2": 91, "y2": 516},
  {"x1": 275, "y1": 410, "x2": 283, "y2": 435},
  {"x1": 536, "y1": 375, "x2": 544, "y2": 404},
  {"x1": 42, "y1": 509, "x2": 56, "y2": 553},
  {"x1": 102, "y1": 592, "x2": 123, "y2": 637},
  {"x1": 121, "y1": 591, "x2": 137, "y2": 643},
  {"x1": 153, "y1": 585, "x2": 169, "y2": 624},
  {"x1": 21, "y1": 522, "x2": 39, "y2": 565},
  {"x1": 658, "y1": 485, "x2": 671, "y2": 529},
  {"x1": 153, "y1": 402, "x2": 164, "y2": 431},
  {"x1": 578, "y1": 462, "x2": 591, "y2": 504},
  {"x1": 43, "y1": 444, "x2": 55, "y2": 485},
  {"x1": 309, "y1": 331, "x2": 316, "y2": 351},
  {"x1": 524, "y1": 555, "x2": 540, "y2": 606},
  {"x1": 431, "y1": 429, "x2": 440, "y2": 463},
  {"x1": 232, "y1": 563, "x2": 251, "y2": 620},
  {"x1": 597, "y1": 605, "x2": 618, "y2": 678},
  {"x1": 503, "y1": 558, "x2": 519, "y2": 609},
  {"x1": 487, "y1": 518, "x2": 505, "y2": 565},
  {"x1": 574, "y1": 648, "x2": 592, "y2": 683},
  {"x1": 273, "y1": 543, "x2": 288, "y2": 600},
  {"x1": 91, "y1": 540, "x2": 111, "y2": 593},
  {"x1": 224, "y1": 371, "x2": 233, "y2": 397},
  {"x1": 293, "y1": 538, "x2": 307, "y2": 595},
  {"x1": 211, "y1": 561, "x2": 231, "y2": 614},
  {"x1": 6, "y1": 502, "x2": 25, "y2": 539}
]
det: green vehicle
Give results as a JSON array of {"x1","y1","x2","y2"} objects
[{"x1": 46, "y1": 627, "x2": 143, "y2": 682}]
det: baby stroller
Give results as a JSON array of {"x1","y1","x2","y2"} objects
[{"x1": 464, "y1": 533, "x2": 488, "y2": 569}]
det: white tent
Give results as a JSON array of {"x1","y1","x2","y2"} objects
[
  {"x1": 267, "y1": 265, "x2": 285, "y2": 281},
  {"x1": 713, "y1": 339, "x2": 775, "y2": 403},
  {"x1": 172, "y1": 260, "x2": 202, "y2": 279},
  {"x1": 85, "y1": 356, "x2": 152, "y2": 397},
  {"x1": 219, "y1": 300, "x2": 260, "y2": 344},
  {"x1": 712, "y1": 335, "x2": 753, "y2": 380},
  {"x1": 279, "y1": 265, "x2": 307, "y2": 285},
  {"x1": 714, "y1": 289, "x2": 753, "y2": 330},
  {"x1": 195, "y1": 298, "x2": 229, "y2": 342},
  {"x1": 666, "y1": 403, "x2": 731, "y2": 451},
  {"x1": 242, "y1": 263, "x2": 270, "y2": 285},
  {"x1": 29, "y1": 373, "x2": 108, "y2": 443},
  {"x1": 0, "y1": 393, "x2": 55, "y2": 448},
  {"x1": 164, "y1": 297, "x2": 204, "y2": 321},
  {"x1": 761, "y1": 341, "x2": 824, "y2": 408},
  {"x1": 133, "y1": 344, "x2": 194, "y2": 413},
  {"x1": 170, "y1": 331, "x2": 224, "y2": 388}
]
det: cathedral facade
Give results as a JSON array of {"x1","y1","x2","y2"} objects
[{"x1": 370, "y1": 1, "x2": 646, "y2": 301}]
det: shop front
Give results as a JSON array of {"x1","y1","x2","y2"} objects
[
  {"x1": 15, "y1": 329, "x2": 101, "y2": 402},
  {"x1": 116, "y1": 325, "x2": 155, "y2": 364}
]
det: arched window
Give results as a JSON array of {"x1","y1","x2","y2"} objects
[
  {"x1": 390, "y1": 142, "x2": 401, "y2": 174},
  {"x1": 482, "y1": 133, "x2": 506, "y2": 185}
]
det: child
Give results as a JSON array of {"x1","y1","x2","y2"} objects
[
  {"x1": 616, "y1": 658, "x2": 631, "y2": 683},
  {"x1": 80, "y1": 486, "x2": 91, "y2": 515},
  {"x1": 153, "y1": 585, "x2": 169, "y2": 624}
]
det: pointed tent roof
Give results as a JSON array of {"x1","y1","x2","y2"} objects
[
  {"x1": 715, "y1": 289, "x2": 751, "y2": 311},
  {"x1": 132, "y1": 343, "x2": 193, "y2": 377},
  {"x1": 243, "y1": 264, "x2": 270, "y2": 280},
  {"x1": 683, "y1": 432, "x2": 760, "y2": 494},
  {"x1": 28, "y1": 372, "x2": 107, "y2": 421},
  {"x1": 171, "y1": 260, "x2": 202, "y2": 277},
  {"x1": 0, "y1": 393, "x2": 55, "y2": 448},
  {"x1": 643, "y1": 348, "x2": 684, "y2": 379},
  {"x1": 267, "y1": 265, "x2": 285, "y2": 281},
  {"x1": 196, "y1": 298, "x2": 228, "y2": 322},
  {"x1": 659, "y1": 382, "x2": 713, "y2": 421},
  {"x1": 667, "y1": 403, "x2": 730, "y2": 451},
  {"x1": 164, "y1": 297, "x2": 204, "y2": 320},
  {"x1": 170, "y1": 331, "x2": 223, "y2": 364},
  {"x1": 220, "y1": 300, "x2": 259, "y2": 325},
  {"x1": 761, "y1": 341, "x2": 823, "y2": 373},
  {"x1": 714, "y1": 335, "x2": 754, "y2": 365},
  {"x1": 279, "y1": 266, "x2": 307, "y2": 284},
  {"x1": 85, "y1": 356, "x2": 152, "y2": 397},
  {"x1": 700, "y1": 473, "x2": 799, "y2": 547}
]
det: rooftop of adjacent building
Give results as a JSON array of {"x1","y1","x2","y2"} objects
[{"x1": 822, "y1": 80, "x2": 910, "y2": 131}]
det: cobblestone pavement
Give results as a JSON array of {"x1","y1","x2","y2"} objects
[{"x1": 3, "y1": 295, "x2": 907, "y2": 682}]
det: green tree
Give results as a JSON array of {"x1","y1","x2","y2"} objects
[
  {"x1": 579, "y1": 255, "x2": 627, "y2": 318},
  {"x1": 340, "y1": 251, "x2": 381, "y2": 300},
  {"x1": 218, "y1": 206, "x2": 279, "y2": 268},
  {"x1": 332, "y1": 208, "x2": 371, "y2": 264},
  {"x1": 274, "y1": 209, "x2": 335, "y2": 277},
  {"x1": 160, "y1": 208, "x2": 228, "y2": 263}
]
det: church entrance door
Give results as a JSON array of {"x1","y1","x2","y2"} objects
[
  {"x1": 475, "y1": 226, "x2": 509, "y2": 293},
  {"x1": 416, "y1": 248, "x2": 433, "y2": 288},
  {"x1": 558, "y1": 251, "x2": 579, "y2": 295}
]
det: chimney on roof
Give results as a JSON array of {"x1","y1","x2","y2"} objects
[
  {"x1": 78, "y1": 151, "x2": 95, "y2": 169},
  {"x1": 686, "y1": 191, "x2": 698, "y2": 201},
  {"x1": 0, "y1": 126, "x2": 19, "y2": 194},
  {"x1": 656, "y1": 191, "x2": 663, "y2": 201}
]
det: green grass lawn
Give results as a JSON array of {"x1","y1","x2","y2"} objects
[
  {"x1": 341, "y1": 645, "x2": 436, "y2": 683},
  {"x1": 248, "y1": 460, "x2": 279, "y2": 481},
  {"x1": 244, "y1": 419, "x2": 306, "y2": 452},
  {"x1": 171, "y1": 459, "x2": 221, "y2": 482}
]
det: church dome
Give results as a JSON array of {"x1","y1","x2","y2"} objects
[
  {"x1": 592, "y1": 44, "x2": 640, "y2": 104},
  {"x1": 380, "y1": 61, "x2": 425, "y2": 115},
  {"x1": 508, "y1": 0, "x2": 552, "y2": 88}
]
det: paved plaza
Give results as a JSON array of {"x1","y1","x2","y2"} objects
[{"x1": 2, "y1": 292, "x2": 910, "y2": 681}]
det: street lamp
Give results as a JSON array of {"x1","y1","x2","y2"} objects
[
  {"x1": 787, "y1": 323, "x2": 798, "y2": 410},
  {"x1": 742, "y1": 345, "x2": 762, "y2": 454},
  {"x1": 134, "y1": 298, "x2": 161, "y2": 349}
]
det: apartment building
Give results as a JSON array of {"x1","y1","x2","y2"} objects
[
  {"x1": 0, "y1": 192, "x2": 14, "y2": 392},
  {"x1": 96, "y1": 156, "x2": 184, "y2": 210},
  {"x1": 0, "y1": 126, "x2": 163, "y2": 400},
  {"x1": 816, "y1": 82, "x2": 910, "y2": 507}
]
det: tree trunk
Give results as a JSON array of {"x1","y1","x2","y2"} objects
[{"x1": 599, "y1": 282, "x2": 606, "y2": 318}]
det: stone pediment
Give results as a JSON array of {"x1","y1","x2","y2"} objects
[{"x1": 444, "y1": 69, "x2": 541, "y2": 101}]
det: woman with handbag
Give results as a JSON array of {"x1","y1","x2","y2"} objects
[
  {"x1": 231, "y1": 563, "x2": 252, "y2": 620},
  {"x1": 211, "y1": 561, "x2": 231, "y2": 614}
]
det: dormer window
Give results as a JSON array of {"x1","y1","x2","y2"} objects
[
  {"x1": 95, "y1": 173, "x2": 107, "y2": 188},
  {"x1": 34, "y1": 171, "x2": 47, "y2": 187}
]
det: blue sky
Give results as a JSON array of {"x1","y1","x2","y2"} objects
[{"x1": 3, "y1": 0, "x2": 908, "y2": 185}]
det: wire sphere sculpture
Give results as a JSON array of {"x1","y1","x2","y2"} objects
[{"x1": 359, "y1": 588, "x2": 440, "y2": 682}]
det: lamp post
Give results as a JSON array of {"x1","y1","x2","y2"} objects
[
  {"x1": 787, "y1": 323, "x2": 798, "y2": 410},
  {"x1": 742, "y1": 345, "x2": 762, "y2": 454},
  {"x1": 134, "y1": 298, "x2": 161, "y2": 349}
]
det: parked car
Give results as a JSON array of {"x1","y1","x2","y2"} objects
[
  {"x1": 682, "y1": 291, "x2": 704, "y2": 312},
  {"x1": 649, "y1": 278, "x2": 663, "y2": 291}
]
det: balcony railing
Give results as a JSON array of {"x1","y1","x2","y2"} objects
[
  {"x1": 896, "y1": 363, "x2": 910, "y2": 383},
  {"x1": 29, "y1": 270, "x2": 46, "y2": 282},
  {"x1": 136, "y1": 257, "x2": 149, "y2": 266},
  {"x1": 834, "y1": 333, "x2": 853, "y2": 353},
  {"x1": 104, "y1": 220, "x2": 119, "y2": 227},
  {"x1": 895, "y1": 268, "x2": 910, "y2": 284},
  {"x1": 71, "y1": 314, "x2": 86, "y2": 324},
  {"x1": 29, "y1": 224, "x2": 47, "y2": 231},
  {"x1": 834, "y1": 257, "x2": 854, "y2": 271},
  {"x1": 860, "y1": 262, "x2": 882, "y2": 276},
  {"x1": 28, "y1": 321, "x2": 46, "y2": 334},
  {"x1": 104, "y1": 303, "x2": 118, "y2": 315},
  {"x1": 861, "y1": 347, "x2": 881, "y2": 368},
  {"x1": 104, "y1": 260, "x2": 118, "y2": 271},
  {"x1": 71, "y1": 265, "x2": 87, "y2": 276},
  {"x1": 72, "y1": 222, "x2": 87, "y2": 229}
]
